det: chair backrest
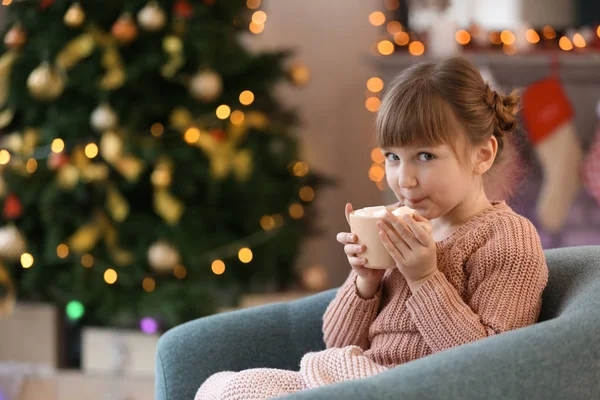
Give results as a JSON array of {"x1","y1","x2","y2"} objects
[{"x1": 538, "y1": 245, "x2": 600, "y2": 322}]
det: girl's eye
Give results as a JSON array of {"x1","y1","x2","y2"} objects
[
  {"x1": 417, "y1": 152, "x2": 435, "y2": 161},
  {"x1": 384, "y1": 153, "x2": 400, "y2": 162}
]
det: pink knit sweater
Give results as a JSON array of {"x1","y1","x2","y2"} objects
[
  {"x1": 322, "y1": 200, "x2": 549, "y2": 367},
  {"x1": 196, "y1": 201, "x2": 548, "y2": 399}
]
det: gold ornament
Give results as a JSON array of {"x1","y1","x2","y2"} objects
[
  {"x1": 1, "y1": 133, "x2": 23, "y2": 154},
  {"x1": 148, "y1": 241, "x2": 180, "y2": 272},
  {"x1": 111, "y1": 13, "x2": 138, "y2": 44},
  {"x1": 115, "y1": 155, "x2": 144, "y2": 182},
  {"x1": 26, "y1": 62, "x2": 66, "y2": 101},
  {"x1": 0, "y1": 263, "x2": 16, "y2": 318},
  {"x1": 56, "y1": 164, "x2": 80, "y2": 189},
  {"x1": 64, "y1": 2, "x2": 86, "y2": 28},
  {"x1": 301, "y1": 264, "x2": 329, "y2": 292},
  {"x1": 67, "y1": 222, "x2": 101, "y2": 253},
  {"x1": 56, "y1": 33, "x2": 95, "y2": 70},
  {"x1": 90, "y1": 103, "x2": 119, "y2": 132},
  {"x1": 169, "y1": 107, "x2": 193, "y2": 130},
  {"x1": 138, "y1": 1, "x2": 167, "y2": 31},
  {"x1": 0, "y1": 51, "x2": 17, "y2": 107},
  {"x1": 151, "y1": 158, "x2": 173, "y2": 189},
  {"x1": 99, "y1": 130, "x2": 124, "y2": 163},
  {"x1": 161, "y1": 36, "x2": 185, "y2": 78},
  {"x1": 189, "y1": 70, "x2": 222, "y2": 102},
  {"x1": 288, "y1": 63, "x2": 310, "y2": 86},
  {"x1": 106, "y1": 185, "x2": 129, "y2": 222},
  {"x1": 0, "y1": 108, "x2": 15, "y2": 130},
  {"x1": 4, "y1": 24, "x2": 27, "y2": 50},
  {"x1": 0, "y1": 225, "x2": 27, "y2": 261},
  {"x1": 153, "y1": 189, "x2": 184, "y2": 224}
]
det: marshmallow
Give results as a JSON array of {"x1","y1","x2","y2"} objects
[{"x1": 352, "y1": 205, "x2": 415, "y2": 218}]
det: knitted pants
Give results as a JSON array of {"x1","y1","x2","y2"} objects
[{"x1": 195, "y1": 345, "x2": 388, "y2": 400}]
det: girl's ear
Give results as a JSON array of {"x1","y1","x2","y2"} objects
[{"x1": 473, "y1": 136, "x2": 498, "y2": 175}]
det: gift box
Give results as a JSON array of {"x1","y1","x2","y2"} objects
[
  {"x1": 0, "y1": 303, "x2": 59, "y2": 367},
  {"x1": 81, "y1": 327, "x2": 158, "y2": 377}
]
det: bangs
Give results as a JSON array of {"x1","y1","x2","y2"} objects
[{"x1": 375, "y1": 76, "x2": 461, "y2": 150}]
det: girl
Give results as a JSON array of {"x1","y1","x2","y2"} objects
[{"x1": 196, "y1": 57, "x2": 549, "y2": 399}]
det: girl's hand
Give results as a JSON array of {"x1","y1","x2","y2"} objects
[
  {"x1": 376, "y1": 211, "x2": 438, "y2": 293},
  {"x1": 337, "y1": 203, "x2": 385, "y2": 297}
]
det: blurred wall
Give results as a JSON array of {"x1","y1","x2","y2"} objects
[{"x1": 246, "y1": 0, "x2": 383, "y2": 286}]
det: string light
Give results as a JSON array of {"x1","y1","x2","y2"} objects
[
  {"x1": 369, "y1": 11, "x2": 386, "y2": 27},
  {"x1": 456, "y1": 30, "x2": 471, "y2": 45},
  {"x1": 500, "y1": 30, "x2": 515, "y2": 45},
  {"x1": 408, "y1": 41, "x2": 425, "y2": 56},
  {"x1": 597, "y1": 26, "x2": 600, "y2": 38},
  {"x1": 104, "y1": 268, "x2": 118, "y2": 284},
  {"x1": 386, "y1": 21, "x2": 402, "y2": 35},
  {"x1": 526, "y1": 29, "x2": 540, "y2": 44},
  {"x1": 489, "y1": 31, "x2": 502, "y2": 45},
  {"x1": 0, "y1": 150, "x2": 11, "y2": 165},
  {"x1": 394, "y1": 31, "x2": 409, "y2": 46},
  {"x1": 173, "y1": 265, "x2": 187, "y2": 279},
  {"x1": 299, "y1": 186, "x2": 315, "y2": 202},
  {"x1": 81, "y1": 254, "x2": 94, "y2": 268},
  {"x1": 573, "y1": 33, "x2": 586, "y2": 48},
  {"x1": 260, "y1": 215, "x2": 276, "y2": 231},
  {"x1": 365, "y1": 97, "x2": 381, "y2": 112},
  {"x1": 542, "y1": 25, "x2": 556, "y2": 40},
  {"x1": 184, "y1": 127, "x2": 201, "y2": 143},
  {"x1": 252, "y1": 11, "x2": 267, "y2": 24},
  {"x1": 230, "y1": 110, "x2": 245, "y2": 125},
  {"x1": 51, "y1": 138, "x2": 65, "y2": 153},
  {"x1": 85, "y1": 143, "x2": 98, "y2": 159},
  {"x1": 249, "y1": 21, "x2": 264, "y2": 34},
  {"x1": 246, "y1": 0, "x2": 261, "y2": 9},
  {"x1": 377, "y1": 40, "x2": 394, "y2": 55},
  {"x1": 211, "y1": 260, "x2": 226, "y2": 275},
  {"x1": 238, "y1": 248, "x2": 253, "y2": 263},
  {"x1": 21, "y1": 253, "x2": 34, "y2": 269},
  {"x1": 2, "y1": 0, "x2": 13, "y2": 5},
  {"x1": 366, "y1": 77, "x2": 384, "y2": 93},
  {"x1": 502, "y1": 44, "x2": 516, "y2": 55},
  {"x1": 368, "y1": 163, "x2": 385, "y2": 182},
  {"x1": 57, "y1": 243, "x2": 69, "y2": 259},
  {"x1": 216, "y1": 105, "x2": 231, "y2": 119},
  {"x1": 559, "y1": 36, "x2": 573, "y2": 51},
  {"x1": 289, "y1": 203, "x2": 304, "y2": 219},
  {"x1": 292, "y1": 161, "x2": 309, "y2": 177},
  {"x1": 370, "y1": 148, "x2": 385, "y2": 163},
  {"x1": 273, "y1": 213, "x2": 284, "y2": 227},
  {"x1": 151, "y1": 123, "x2": 164, "y2": 137},
  {"x1": 26, "y1": 158, "x2": 38, "y2": 173},
  {"x1": 142, "y1": 277, "x2": 156, "y2": 292},
  {"x1": 239, "y1": 90, "x2": 255, "y2": 105},
  {"x1": 66, "y1": 301, "x2": 84, "y2": 321},
  {"x1": 384, "y1": 0, "x2": 399, "y2": 10}
]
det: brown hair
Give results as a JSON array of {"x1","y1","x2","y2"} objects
[{"x1": 375, "y1": 57, "x2": 521, "y2": 199}]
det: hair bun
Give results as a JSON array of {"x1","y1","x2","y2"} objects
[{"x1": 485, "y1": 84, "x2": 519, "y2": 136}]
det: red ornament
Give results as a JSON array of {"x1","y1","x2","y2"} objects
[
  {"x1": 210, "y1": 129, "x2": 225, "y2": 142},
  {"x1": 174, "y1": 0, "x2": 194, "y2": 19},
  {"x1": 3, "y1": 194, "x2": 23, "y2": 220},
  {"x1": 39, "y1": 0, "x2": 55, "y2": 10},
  {"x1": 111, "y1": 13, "x2": 138, "y2": 44},
  {"x1": 4, "y1": 24, "x2": 27, "y2": 50},
  {"x1": 47, "y1": 152, "x2": 70, "y2": 170}
]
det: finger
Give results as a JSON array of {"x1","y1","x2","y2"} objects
[
  {"x1": 348, "y1": 256, "x2": 367, "y2": 268},
  {"x1": 402, "y1": 214, "x2": 432, "y2": 246},
  {"x1": 377, "y1": 229, "x2": 405, "y2": 264},
  {"x1": 345, "y1": 203, "x2": 353, "y2": 226},
  {"x1": 336, "y1": 232, "x2": 357, "y2": 244},
  {"x1": 344, "y1": 244, "x2": 365, "y2": 256},
  {"x1": 383, "y1": 212, "x2": 420, "y2": 249},
  {"x1": 412, "y1": 212, "x2": 433, "y2": 235}
]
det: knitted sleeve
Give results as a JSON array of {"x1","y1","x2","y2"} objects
[
  {"x1": 322, "y1": 270, "x2": 382, "y2": 350},
  {"x1": 405, "y1": 216, "x2": 548, "y2": 353}
]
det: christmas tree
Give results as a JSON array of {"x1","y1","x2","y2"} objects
[{"x1": 0, "y1": 0, "x2": 327, "y2": 330}]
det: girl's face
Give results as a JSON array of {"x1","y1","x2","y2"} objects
[{"x1": 382, "y1": 142, "x2": 478, "y2": 223}]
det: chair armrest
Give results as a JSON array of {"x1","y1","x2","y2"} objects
[{"x1": 156, "y1": 289, "x2": 336, "y2": 400}]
